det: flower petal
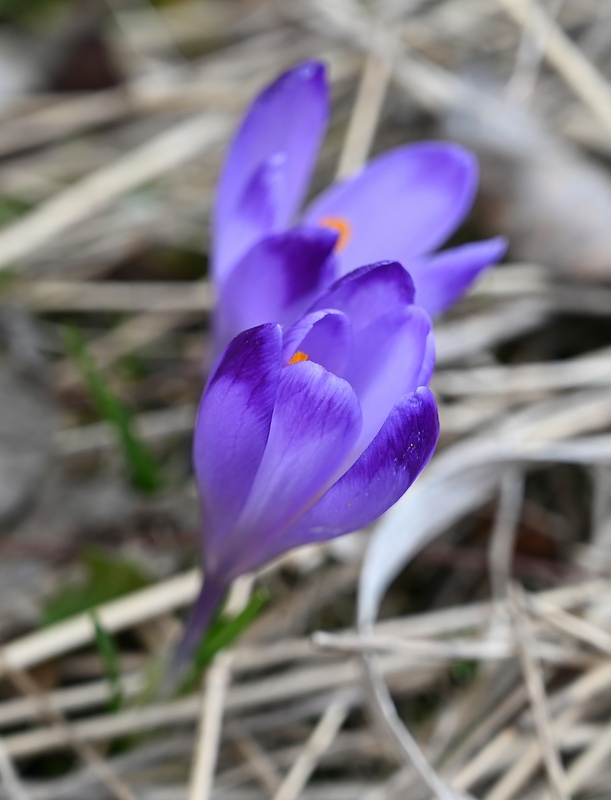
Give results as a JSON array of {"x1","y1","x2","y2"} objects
[
  {"x1": 265, "y1": 388, "x2": 439, "y2": 557},
  {"x1": 303, "y1": 142, "x2": 478, "y2": 275},
  {"x1": 214, "y1": 61, "x2": 328, "y2": 280},
  {"x1": 345, "y1": 305, "x2": 433, "y2": 452},
  {"x1": 409, "y1": 237, "x2": 508, "y2": 316},
  {"x1": 282, "y1": 309, "x2": 352, "y2": 376},
  {"x1": 193, "y1": 323, "x2": 282, "y2": 567},
  {"x1": 418, "y1": 328, "x2": 437, "y2": 387},
  {"x1": 227, "y1": 360, "x2": 362, "y2": 575},
  {"x1": 214, "y1": 226, "x2": 337, "y2": 352},
  {"x1": 213, "y1": 154, "x2": 286, "y2": 282},
  {"x1": 309, "y1": 261, "x2": 415, "y2": 334}
]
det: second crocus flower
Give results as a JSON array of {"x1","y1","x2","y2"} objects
[{"x1": 212, "y1": 60, "x2": 506, "y2": 351}]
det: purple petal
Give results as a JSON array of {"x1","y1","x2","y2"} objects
[
  {"x1": 409, "y1": 237, "x2": 508, "y2": 316},
  {"x1": 345, "y1": 305, "x2": 433, "y2": 452},
  {"x1": 214, "y1": 226, "x2": 337, "y2": 352},
  {"x1": 213, "y1": 155, "x2": 287, "y2": 282},
  {"x1": 418, "y1": 327, "x2": 437, "y2": 387},
  {"x1": 228, "y1": 360, "x2": 362, "y2": 574},
  {"x1": 265, "y1": 388, "x2": 439, "y2": 557},
  {"x1": 282, "y1": 309, "x2": 353, "y2": 376},
  {"x1": 193, "y1": 323, "x2": 282, "y2": 569},
  {"x1": 303, "y1": 142, "x2": 478, "y2": 275},
  {"x1": 214, "y1": 61, "x2": 328, "y2": 280},
  {"x1": 309, "y1": 261, "x2": 415, "y2": 334}
]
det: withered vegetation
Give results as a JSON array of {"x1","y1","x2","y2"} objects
[{"x1": 0, "y1": 1, "x2": 611, "y2": 798}]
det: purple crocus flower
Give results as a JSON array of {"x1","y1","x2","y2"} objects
[
  {"x1": 181, "y1": 262, "x2": 439, "y2": 661},
  {"x1": 212, "y1": 60, "x2": 506, "y2": 350}
]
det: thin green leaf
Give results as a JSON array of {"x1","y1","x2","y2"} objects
[
  {"x1": 62, "y1": 326, "x2": 163, "y2": 493},
  {"x1": 451, "y1": 659, "x2": 478, "y2": 686},
  {"x1": 42, "y1": 547, "x2": 152, "y2": 625},
  {"x1": 179, "y1": 589, "x2": 268, "y2": 694},
  {"x1": 91, "y1": 612, "x2": 123, "y2": 712}
]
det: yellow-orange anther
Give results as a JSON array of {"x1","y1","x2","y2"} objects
[
  {"x1": 319, "y1": 216, "x2": 352, "y2": 252},
  {"x1": 288, "y1": 351, "x2": 309, "y2": 365}
]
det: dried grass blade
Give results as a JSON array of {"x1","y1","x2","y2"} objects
[
  {"x1": 272, "y1": 702, "x2": 349, "y2": 800},
  {"x1": 0, "y1": 113, "x2": 229, "y2": 272},
  {"x1": 507, "y1": 585, "x2": 569, "y2": 800}
]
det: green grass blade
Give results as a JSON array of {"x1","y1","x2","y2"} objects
[
  {"x1": 179, "y1": 589, "x2": 268, "y2": 694},
  {"x1": 62, "y1": 326, "x2": 163, "y2": 493},
  {"x1": 91, "y1": 612, "x2": 123, "y2": 712}
]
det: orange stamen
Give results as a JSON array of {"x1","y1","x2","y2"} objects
[
  {"x1": 319, "y1": 216, "x2": 352, "y2": 252},
  {"x1": 288, "y1": 351, "x2": 309, "y2": 365}
]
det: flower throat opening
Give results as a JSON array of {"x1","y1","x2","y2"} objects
[
  {"x1": 319, "y1": 216, "x2": 352, "y2": 252},
  {"x1": 288, "y1": 351, "x2": 309, "y2": 365}
]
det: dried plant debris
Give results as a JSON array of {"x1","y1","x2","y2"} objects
[
  {"x1": 447, "y1": 104, "x2": 611, "y2": 281},
  {"x1": 0, "y1": 1, "x2": 610, "y2": 799},
  {"x1": 0, "y1": 309, "x2": 57, "y2": 530}
]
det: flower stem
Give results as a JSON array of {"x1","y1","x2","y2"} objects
[{"x1": 162, "y1": 574, "x2": 226, "y2": 695}]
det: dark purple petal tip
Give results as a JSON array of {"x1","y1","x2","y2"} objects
[{"x1": 270, "y1": 59, "x2": 327, "y2": 92}]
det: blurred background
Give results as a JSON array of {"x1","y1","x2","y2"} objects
[{"x1": 1, "y1": 1, "x2": 611, "y2": 799}]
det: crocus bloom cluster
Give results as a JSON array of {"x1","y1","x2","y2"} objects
[
  {"x1": 181, "y1": 263, "x2": 439, "y2": 660},
  {"x1": 212, "y1": 60, "x2": 506, "y2": 351}
]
